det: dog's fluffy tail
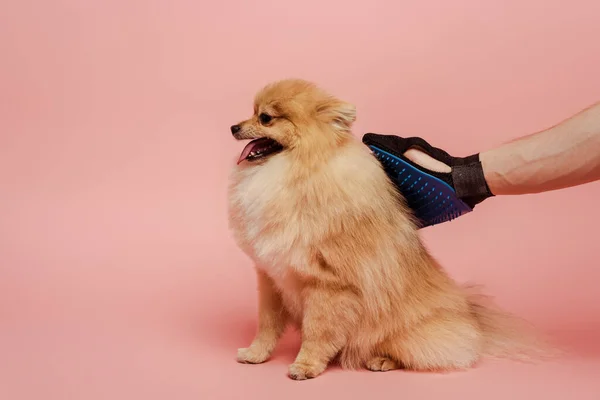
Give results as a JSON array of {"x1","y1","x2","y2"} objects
[{"x1": 464, "y1": 284, "x2": 558, "y2": 362}]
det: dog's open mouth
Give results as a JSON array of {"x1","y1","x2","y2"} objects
[{"x1": 237, "y1": 137, "x2": 284, "y2": 164}]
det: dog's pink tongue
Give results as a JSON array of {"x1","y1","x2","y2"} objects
[{"x1": 237, "y1": 139, "x2": 262, "y2": 164}]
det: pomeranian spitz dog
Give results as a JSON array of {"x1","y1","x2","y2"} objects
[{"x1": 228, "y1": 79, "x2": 544, "y2": 380}]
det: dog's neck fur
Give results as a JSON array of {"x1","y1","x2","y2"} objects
[{"x1": 285, "y1": 124, "x2": 353, "y2": 179}]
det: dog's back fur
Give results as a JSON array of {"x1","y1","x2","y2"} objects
[{"x1": 228, "y1": 80, "x2": 546, "y2": 379}]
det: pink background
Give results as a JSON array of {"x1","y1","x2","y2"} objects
[{"x1": 1, "y1": 0, "x2": 600, "y2": 399}]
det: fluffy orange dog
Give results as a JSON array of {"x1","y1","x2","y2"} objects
[{"x1": 228, "y1": 79, "x2": 542, "y2": 380}]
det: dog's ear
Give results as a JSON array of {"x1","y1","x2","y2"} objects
[{"x1": 316, "y1": 98, "x2": 356, "y2": 132}]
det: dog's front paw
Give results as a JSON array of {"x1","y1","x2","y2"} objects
[
  {"x1": 237, "y1": 347, "x2": 270, "y2": 364},
  {"x1": 288, "y1": 361, "x2": 326, "y2": 380}
]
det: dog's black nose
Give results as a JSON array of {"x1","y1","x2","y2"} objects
[{"x1": 230, "y1": 125, "x2": 241, "y2": 135}]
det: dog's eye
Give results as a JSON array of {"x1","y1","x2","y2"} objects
[{"x1": 259, "y1": 113, "x2": 273, "y2": 125}]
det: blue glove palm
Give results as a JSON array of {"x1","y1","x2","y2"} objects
[{"x1": 362, "y1": 133, "x2": 493, "y2": 228}]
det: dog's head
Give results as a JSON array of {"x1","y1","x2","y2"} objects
[{"x1": 231, "y1": 79, "x2": 356, "y2": 165}]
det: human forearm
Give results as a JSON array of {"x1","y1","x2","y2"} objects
[{"x1": 480, "y1": 103, "x2": 600, "y2": 195}]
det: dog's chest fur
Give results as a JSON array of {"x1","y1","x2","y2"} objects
[
  {"x1": 228, "y1": 156, "x2": 315, "y2": 316},
  {"x1": 228, "y1": 146, "x2": 386, "y2": 319}
]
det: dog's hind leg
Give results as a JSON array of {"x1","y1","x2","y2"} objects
[{"x1": 371, "y1": 312, "x2": 483, "y2": 372}]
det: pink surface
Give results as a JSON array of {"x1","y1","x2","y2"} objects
[{"x1": 1, "y1": 1, "x2": 600, "y2": 399}]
